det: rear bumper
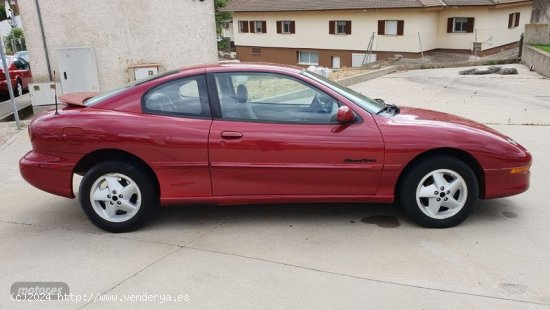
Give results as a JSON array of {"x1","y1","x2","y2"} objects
[
  {"x1": 483, "y1": 167, "x2": 530, "y2": 199},
  {"x1": 19, "y1": 151, "x2": 75, "y2": 198}
]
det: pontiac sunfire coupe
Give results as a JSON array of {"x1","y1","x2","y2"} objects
[{"x1": 19, "y1": 64, "x2": 531, "y2": 232}]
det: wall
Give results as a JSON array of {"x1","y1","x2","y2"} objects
[
  {"x1": 18, "y1": 0, "x2": 218, "y2": 91},
  {"x1": 522, "y1": 45, "x2": 550, "y2": 77},
  {"x1": 524, "y1": 23, "x2": 550, "y2": 44},
  {"x1": 437, "y1": 5, "x2": 531, "y2": 51}
]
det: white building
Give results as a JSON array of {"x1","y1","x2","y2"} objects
[
  {"x1": 18, "y1": 0, "x2": 218, "y2": 92},
  {"x1": 224, "y1": 0, "x2": 533, "y2": 68}
]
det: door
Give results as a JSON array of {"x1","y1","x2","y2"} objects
[
  {"x1": 208, "y1": 71, "x2": 384, "y2": 197},
  {"x1": 12, "y1": 57, "x2": 32, "y2": 87},
  {"x1": 332, "y1": 56, "x2": 341, "y2": 69},
  {"x1": 56, "y1": 47, "x2": 100, "y2": 93}
]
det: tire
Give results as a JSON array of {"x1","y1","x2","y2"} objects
[
  {"x1": 79, "y1": 161, "x2": 158, "y2": 232},
  {"x1": 398, "y1": 156, "x2": 478, "y2": 228},
  {"x1": 15, "y1": 80, "x2": 23, "y2": 97}
]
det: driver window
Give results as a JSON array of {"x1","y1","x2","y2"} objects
[{"x1": 214, "y1": 72, "x2": 339, "y2": 123}]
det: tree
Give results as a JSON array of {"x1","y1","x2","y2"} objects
[
  {"x1": 215, "y1": 0, "x2": 231, "y2": 34},
  {"x1": 0, "y1": 4, "x2": 6, "y2": 21},
  {"x1": 4, "y1": 27, "x2": 25, "y2": 54}
]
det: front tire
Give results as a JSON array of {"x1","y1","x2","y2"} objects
[
  {"x1": 79, "y1": 161, "x2": 157, "y2": 232},
  {"x1": 398, "y1": 156, "x2": 478, "y2": 228}
]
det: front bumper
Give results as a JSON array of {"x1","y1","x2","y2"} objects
[
  {"x1": 19, "y1": 151, "x2": 75, "y2": 198},
  {"x1": 483, "y1": 167, "x2": 530, "y2": 199}
]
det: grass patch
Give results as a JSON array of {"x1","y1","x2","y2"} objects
[{"x1": 534, "y1": 45, "x2": 550, "y2": 53}]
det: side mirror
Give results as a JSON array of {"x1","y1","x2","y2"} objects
[{"x1": 336, "y1": 106, "x2": 355, "y2": 123}]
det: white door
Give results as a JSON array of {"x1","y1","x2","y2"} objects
[
  {"x1": 56, "y1": 47, "x2": 100, "y2": 93},
  {"x1": 332, "y1": 56, "x2": 341, "y2": 69}
]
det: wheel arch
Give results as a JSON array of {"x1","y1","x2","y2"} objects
[
  {"x1": 73, "y1": 148, "x2": 160, "y2": 196},
  {"x1": 395, "y1": 148, "x2": 485, "y2": 199}
]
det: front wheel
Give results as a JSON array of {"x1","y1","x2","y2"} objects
[
  {"x1": 79, "y1": 161, "x2": 157, "y2": 232},
  {"x1": 398, "y1": 156, "x2": 479, "y2": 228}
]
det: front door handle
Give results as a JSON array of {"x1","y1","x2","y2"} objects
[{"x1": 220, "y1": 131, "x2": 243, "y2": 139}]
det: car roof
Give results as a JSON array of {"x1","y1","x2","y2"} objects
[{"x1": 179, "y1": 62, "x2": 304, "y2": 75}]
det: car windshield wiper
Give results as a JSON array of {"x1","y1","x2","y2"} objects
[{"x1": 375, "y1": 99, "x2": 400, "y2": 115}]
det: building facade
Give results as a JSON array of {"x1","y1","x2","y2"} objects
[
  {"x1": 225, "y1": 0, "x2": 532, "y2": 68},
  {"x1": 18, "y1": 0, "x2": 218, "y2": 91}
]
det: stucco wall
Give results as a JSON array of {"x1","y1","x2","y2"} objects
[
  {"x1": 233, "y1": 4, "x2": 531, "y2": 54},
  {"x1": 18, "y1": 0, "x2": 217, "y2": 91},
  {"x1": 522, "y1": 45, "x2": 550, "y2": 77},
  {"x1": 524, "y1": 23, "x2": 550, "y2": 44}
]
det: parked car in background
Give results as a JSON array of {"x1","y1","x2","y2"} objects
[
  {"x1": 0, "y1": 56, "x2": 32, "y2": 97},
  {"x1": 19, "y1": 63, "x2": 531, "y2": 232},
  {"x1": 14, "y1": 51, "x2": 30, "y2": 63}
]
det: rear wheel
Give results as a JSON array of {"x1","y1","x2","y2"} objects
[
  {"x1": 398, "y1": 156, "x2": 478, "y2": 228},
  {"x1": 79, "y1": 161, "x2": 157, "y2": 232},
  {"x1": 15, "y1": 80, "x2": 23, "y2": 97}
]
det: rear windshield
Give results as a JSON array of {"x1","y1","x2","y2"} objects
[{"x1": 84, "y1": 69, "x2": 179, "y2": 106}]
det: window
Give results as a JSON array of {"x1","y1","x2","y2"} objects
[
  {"x1": 378, "y1": 20, "x2": 404, "y2": 36},
  {"x1": 298, "y1": 51, "x2": 319, "y2": 65},
  {"x1": 13, "y1": 58, "x2": 30, "y2": 70},
  {"x1": 447, "y1": 17, "x2": 474, "y2": 33},
  {"x1": 508, "y1": 12, "x2": 520, "y2": 28},
  {"x1": 143, "y1": 76, "x2": 210, "y2": 117},
  {"x1": 473, "y1": 42, "x2": 482, "y2": 51},
  {"x1": 252, "y1": 47, "x2": 261, "y2": 55},
  {"x1": 329, "y1": 20, "x2": 351, "y2": 35},
  {"x1": 249, "y1": 20, "x2": 266, "y2": 34},
  {"x1": 277, "y1": 21, "x2": 296, "y2": 34},
  {"x1": 214, "y1": 73, "x2": 340, "y2": 123},
  {"x1": 238, "y1": 20, "x2": 249, "y2": 33}
]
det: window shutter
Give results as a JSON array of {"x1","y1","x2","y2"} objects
[
  {"x1": 447, "y1": 18, "x2": 453, "y2": 33},
  {"x1": 329, "y1": 21, "x2": 335, "y2": 34},
  {"x1": 508, "y1": 13, "x2": 514, "y2": 28},
  {"x1": 466, "y1": 18, "x2": 475, "y2": 33},
  {"x1": 277, "y1": 21, "x2": 282, "y2": 33},
  {"x1": 345, "y1": 21, "x2": 352, "y2": 34},
  {"x1": 262, "y1": 21, "x2": 267, "y2": 33},
  {"x1": 397, "y1": 20, "x2": 404, "y2": 35},
  {"x1": 290, "y1": 21, "x2": 296, "y2": 34},
  {"x1": 378, "y1": 20, "x2": 385, "y2": 35},
  {"x1": 243, "y1": 21, "x2": 249, "y2": 33},
  {"x1": 515, "y1": 13, "x2": 520, "y2": 27},
  {"x1": 249, "y1": 21, "x2": 255, "y2": 33}
]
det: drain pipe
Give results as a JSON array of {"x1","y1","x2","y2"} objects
[{"x1": 34, "y1": 0, "x2": 53, "y2": 81}]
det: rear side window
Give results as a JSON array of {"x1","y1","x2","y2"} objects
[{"x1": 143, "y1": 75, "x2": 210, "y2": 118}]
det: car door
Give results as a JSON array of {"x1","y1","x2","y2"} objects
[
  {"x1": 207, "y1": 71, "x2": 385, "y2": 197},
  {"x1": 139, "y1": 74, "x2": 213, "y2": 199}
]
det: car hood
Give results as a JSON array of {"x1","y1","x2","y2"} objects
[{"x1": 389, "y1": 106, "x2": 508, "y2": 139}]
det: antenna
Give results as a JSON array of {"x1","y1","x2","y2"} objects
[{"x1": 53, "y1": 70, "x2": 59, "y2": 115}]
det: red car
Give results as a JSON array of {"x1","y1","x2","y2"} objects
[
  {"x1": 0, "y1": 56, "x2": 32, "y2": 97},
  {"x1": 19, "y1": 64, "x2": 531, "y2": 232}
]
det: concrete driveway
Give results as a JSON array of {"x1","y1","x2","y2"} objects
[{"x1": 1, "y1": 65, "x2": 549, "y2": 309}]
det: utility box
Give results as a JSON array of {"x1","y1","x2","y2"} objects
[
  {"x1": 128, "y1": 64, "x2": 161, "y2": 82},
  {"x1": 29, "y1": 82, "x2": 61, "y2": 106},
  {"x1": 56, "y1": 47, "x2": 100, "y2": 94}
]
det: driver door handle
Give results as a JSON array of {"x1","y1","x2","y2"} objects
[{"x1": 220, "y1": 131, "x2": 243, "y2": 139}]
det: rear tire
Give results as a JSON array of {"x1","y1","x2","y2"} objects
[
  {"x1": 398, "y1": 156, "x2": 478, "y2": 228},
  {"x1": 79, "y1": 161, "x2": 157, "y2": 232},
  {"x1": 15, "y1": 80, "x2": 23, "y2": 97}
]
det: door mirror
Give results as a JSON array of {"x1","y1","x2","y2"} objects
[{"x1": 336, "y1": 106, "x2": 355, "y2": 123}]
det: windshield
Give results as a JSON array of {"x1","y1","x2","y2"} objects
[
  {"x1": 84, "y1": 69, "x2": 179, "y2": 106},
  {"x1": 302, "y1": 71, "x2": 384, "y2": 113}
]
